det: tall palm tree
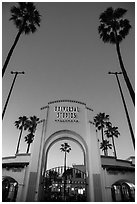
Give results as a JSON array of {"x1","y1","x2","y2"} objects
[
  {"x1": 60, "y1": 142, "x2": 71, "y2": 171},
  {"x1": 94, "y1": 112, "x2": 109, "y2": 155},
  {"x1": 98, "y1": 7, "x2": 135, "y2": 105},
  {"x1": 2, "y1": 2, "x2": 41, "y2": 77},
  {"x1": 60, "y1": 142, "x2": 71, "y2": 201},
  {"x1": 24, "y1": 116, "x2": 39, "y2": 153},
  {"x1": 100, "y1": 139, "x2": 112, "y2": 156},
  {"x1": 105, "y1": 122, "x2": 120, "y2": 158},
  {"x1": 15, "y1": 116, "x2": 28, "y2": 154}
]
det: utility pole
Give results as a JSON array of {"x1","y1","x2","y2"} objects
[
  {"x1": 2, "y1": 71, "x2": 25, "y2": 120},
  {"x1": 108, "y1": 71, "x2": 135, "y2": 149}
]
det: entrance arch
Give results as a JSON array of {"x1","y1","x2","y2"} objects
[
  {"x1": 2, "y1": 176, "x2": 18, "y2": 202},
  {"x1": 38, "y1": 130, "x2": 89, "y2": 201},
  {"x1": 26, "y1": 100, "x2": 103, "y2": 202},
  {"x1": 42, "y1": 130, "x2": 89, "y2": 173}
]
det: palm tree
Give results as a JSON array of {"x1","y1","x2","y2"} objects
[
  {"x1": 94, "y1": 112, "x2": 109, "y2": 155},
  {"x1": 98, "y1": 7, "x2": 135, "y2": 105},
  {"x1": 2, "y1": 2, "x2": 41, "y2": 77},
  {"x1": 60, "y1": 142, "x2": 71, "y2": 201},
  {"x1": 24, "y1": 116, "x2": 39, "y2": 153},
  {"x1": 60, "y1": 142, "x2": 71, "y2": 171},
  {"x1": 100, "y1": 139, "x2": 112, "y2": 156},
  {"x1": 105, "y1": 122, "x2": 120, "y2": 158},
  {"x1": 15, "y1": 116, "x2": 28, "y2": 154},
  {"x1": 24, "y1": 133, "x2": 35, "y2": 154}
]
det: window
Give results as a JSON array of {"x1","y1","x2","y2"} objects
[
  {"x1": 75, "y1": 173, "x2": 81, "y2": 178},
  {"x1": 2, "y1": 177, "x2": 18, "y2": 202},
  {"x1": 111, "y1": 180, "x2": 135, "y2": 202}
]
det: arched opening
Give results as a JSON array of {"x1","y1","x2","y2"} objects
[
  {"x1": 2, "y1": 176, "x2": 18, "y2": 202},
  {"x1": 111, "y1": 180, "x2": 135, "y2": 202},
  {"x1": 39, "y1": 130, "x2": 88, "y2": 201},
  {"x1": 47, "y1": 139, "x2": 85, "y2": 169}
]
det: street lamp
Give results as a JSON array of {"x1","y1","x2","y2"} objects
[
  {"x1": 2, "y1": 71, "x2": 25, "y2": 120},
  {"x1": 108, "y1": 71, "x2": 135, "y2": 149}
]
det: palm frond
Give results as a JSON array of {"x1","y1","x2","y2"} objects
[
  {"x1": 98, "y1": 7, "x2": 131, "y2": 44},
  {"x1": 105, "y1": 124, "x2": 120, "y2": 138},
  {"x1": 114, "y1": 8, "x2": 127, "y2": 19},
  {"x1": 99, "y1": 7, "x2": 114, "y2": 23},
  {"x1": 24, "y1": 133, "x2": 34, "y2": 144},
  {"x1": 100, "y1": 140, "x2": 112, "y2": 151},
  {"x1": 60, "y1": 142, "x2": 71, "y2": 153},
  {"x1": 9, "y1": 2, "x2": 41, "y2": 34},
  {"x1": 14, "y1": 116, "x2": 28, "y2": 129}
]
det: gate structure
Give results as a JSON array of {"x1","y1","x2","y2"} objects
[
  {"x1": 41, "y1": 166, "x2": 87, "y2": 201},
  {"x1": 25, "y1": 100, "x2": 103, "y2": 201}
]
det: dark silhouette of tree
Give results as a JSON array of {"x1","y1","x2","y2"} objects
[
  {"x1": 100, "y1": 139, "x2": 112, "y2": 156},
  {"x1": 2, "y1": 2, "x2": 41, "y2": 77},
  {"x1": 98, "y1": 7, "x2": 135, "y2": 105},
  {"x1": 24, "y1": 132, "x2": 35, "y2": 154},
  {"x1": 60, "y1": 142, "x2": 71, "y2": 201},
  {"x1": 14, "y1": 116, "x2": 28, "y2": 154},
  {"x1": 105, "y1": 122, "x2": 120, "y2": 158},
  {"x1": 24, "y1": 116, "x2": 39, "y2": 153},
  {"x1": 48, "y1": 170, "x2": 59, "y2": 181},
  {"x1": 60, "y1": 142, "x2": 71, "y2": 170},
  {"x1": 44, "y1": 169, "x2": 64, "y2": 201},
  {"x1": 94, "y1": 112, "x2": 109, "y2": 155}
]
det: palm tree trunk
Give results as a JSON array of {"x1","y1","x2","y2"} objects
[
  {"x1": 112, "y1": 136, "x2": 117, "y2": 158},
  {"x1": 116, "y1": 42, "x2": 135, "y2": 106},
  {"x1": 101, "y1": 128, "x2": 107, "y2": 156},
  {"x1": 105, "y1": 149, "x2": 108, "y2": 156},
  {"x1": 15, "y1": 126, "x2": 23, "y2": 154},
  {"x1": 101, "y1": 128, "x2": 104, "y2": 141},
  {"x1": 2, "y1": 72, "x2": 18, "y2": 120},
  {"x1": 64, "y1": 151, "x2": 67, "y2": 201},
  {"x1": 116, "y1": 73, "x2": 135, "y2": 149},
  {"x1": 2, "y1": 16, "x2": 27, "y2": 78},
  {"x1": 2, "y1": 29, "x2": 22, "y2": 77},
  {"x1": 26, "y1": 143, "x2": 31, "y2": 153}
]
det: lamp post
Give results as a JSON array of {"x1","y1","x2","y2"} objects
[
  {"x1": 2, "y1": 71, "x2": 25, "y2": 120},
  {"x1": 108, "y1": 71, "x2": 135, "y2": 149}
]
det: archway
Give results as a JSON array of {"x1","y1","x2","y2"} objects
[
  {"x1": 46, "y1": 139, "x2": 85, "y2": 170},
  {"x1": 111, "y1": 180, "x2": 135, "y2": 202},
  {"x1": 38, "y1": 130, "x2": 89, "y2": 201},
  {"x1": 26, "y1": 100, "x2": 103, "y2": 202},
  {"x1": 2, "y1": 176, "x2": 18, "y2": 202}
]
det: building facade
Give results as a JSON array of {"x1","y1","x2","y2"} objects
[{"x1": 2, "y1": 100, "x2": 135, "y2": 202}]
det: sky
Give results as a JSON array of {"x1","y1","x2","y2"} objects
[{"x1": 2, "y1": 2, "x2": 135, "y2": 169}]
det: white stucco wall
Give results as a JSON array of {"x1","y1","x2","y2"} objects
[
  {"x1": 2, "y1": 154, "x2": 31, "y2": 201},
  {"x1": 101, "y1": 163, "x2": 135, "y2": 202}
]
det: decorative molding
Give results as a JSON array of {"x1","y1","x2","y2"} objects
[
  {"x1": 2, "y1": 162, "x2": 29, "y2": 169},
  {"x1": 102, "y1": 165, "x2": 135, "y2": 172},
  {"x1": 86, "y1": 106, "x2": 93, "y2": 111},
  {"x1": 40, "y1": 105, "x2": 49, "y2": 110},
  {"x1": 37, "y1": 119, "x2": 45, "y2": 124},
  {"x1": 2, "y1": 155, "x2": 16, "y2": 160},
  {"x1": 41, "y1": 99, "x2": 94, "y2": 111},
  {"x1": 48, "y1": 99, "x2": 86, "y2": 105}
]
